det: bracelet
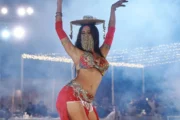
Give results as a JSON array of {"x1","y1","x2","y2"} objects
[
  {"x1": 55, "y1": 15, "x2": 62, "y2": 17},
  {"x1": 56, "y1": 12, "x2": 63, "y2": 17}
]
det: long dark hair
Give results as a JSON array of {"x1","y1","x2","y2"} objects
[{"x1": 75, "y1": 24, "x2": 104, "y2": 57}]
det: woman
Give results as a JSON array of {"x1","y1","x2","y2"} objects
[{"x1": 55, "y1": 0, "x2": 128, "y2": 120}]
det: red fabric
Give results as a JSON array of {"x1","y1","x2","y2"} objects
[
  {"x1": 56, "y1": 85, "x2": 99, "y2": 120},
  {"x1": 55, "y1": 21, "x2": 68, "y2": 40},
  {"x1": 104, "y1": 27, "x2": 115, "y2": 46}
]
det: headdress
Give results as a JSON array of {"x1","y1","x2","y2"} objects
[{"x1": 70, "y1": 15, "x2": 106, "y2": 39}]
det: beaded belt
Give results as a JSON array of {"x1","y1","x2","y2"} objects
[{"x1": 67, "y1": 80, "x2": 94, "y2": 112}]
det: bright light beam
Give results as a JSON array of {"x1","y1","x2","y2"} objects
[
  {"x1": 17, "y1": 7, "x2": 26, "y2": 17},
  {"x1": 1, "y1": 29, "x2": 10, "y2": 39},
  {"x1": 13, "y1": 26, "x2": 25, "y2": 39},
  {"x1": 1, "y1": 7, "x2": 8, "y2": 15},
  {"x1": 26, "y1": 7, "x2": 34, "y2": 15}
]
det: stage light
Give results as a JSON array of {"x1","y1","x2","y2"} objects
[
  {"x1": 26, "y1": 7, "x2": 34, "y2": 15},
  {"x1": 1, "y1": 7, "x2": 8, "y2": 15},
  {"x1": 17, "y1": 7, "x2": 26, "y2": 17},
  {"x1": 1, "y1": 29, "x2": 10, "y2": 39},
  {"x1": 13, "y1": 26, "x2": 25, "y2": 39}
]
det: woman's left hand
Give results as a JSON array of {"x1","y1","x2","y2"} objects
[{"x1": 111, "y1": 0, "x2": 128, "y2": 10}]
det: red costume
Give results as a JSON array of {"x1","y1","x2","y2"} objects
[
  {"x1": 55, "y1": 20, "x2": 115, "y2": 120},
  {"x1": 56, "y1": 81, "x2": 99, "y2": 120}
]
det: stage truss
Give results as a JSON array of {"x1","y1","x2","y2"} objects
[
  {"x1": 109, "y1": 42, "x2": 180, "y2": 67},
  {"x1": 21, "y1": 42, "x2": 180, "y2": 68}
]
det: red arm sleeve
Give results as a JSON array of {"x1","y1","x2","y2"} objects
[
  {"x1": 55, "y1": 21, "x2": 68, "y2": 40},
  {"x1": 103, "y1": 27, "x2": 115, "y2": 46}
]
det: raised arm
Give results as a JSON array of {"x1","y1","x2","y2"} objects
[
  {"x1": 100, "y1": 0, "x2": 128, "y2": 57},
  {"x1": 55, "y1": 0, "x2": 79, "y2": 63}
]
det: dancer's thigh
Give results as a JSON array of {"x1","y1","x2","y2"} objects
[
  {"x1": 67, "y1": 101, "x2": 89, "y2": 120},
  {"x1": 88, "y1": 111, "x2": 98, "y2": 120}
]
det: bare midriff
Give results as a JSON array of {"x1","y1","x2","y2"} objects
[{"x1": 74, "y1": 68, "x2": 102, "y2": 97}]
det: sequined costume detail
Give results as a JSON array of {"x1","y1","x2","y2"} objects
[
  {"x1": 77, "y1": 52, "x2": 109, "y2": 76},
  {"x1": 56, "y1": 80, "x2": 99, "y2": 120},
  {"x1": 67, "y1": 80, "x2": 94, "y2": 103}
]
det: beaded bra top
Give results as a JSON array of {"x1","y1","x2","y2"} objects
[{"x1": 76, "y1": 51, "x2": 109, "y2": 76}]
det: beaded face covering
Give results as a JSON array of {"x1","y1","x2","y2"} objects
[{"x1": 81, "y1": 34, "x2": 94, "y2": 51}]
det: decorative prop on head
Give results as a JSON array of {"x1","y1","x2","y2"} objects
[{"x1": 70, "y1": 15, "x2": 106, "y2": 40}]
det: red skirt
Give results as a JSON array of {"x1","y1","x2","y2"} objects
[{"x1": 56, "y1": 85, "x2": 99, "y2": 120}]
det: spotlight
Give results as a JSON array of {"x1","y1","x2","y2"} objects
[
  {"x1": 1, "y1": 29, "x2": 10, "y2": 39},
  {"x1": 1, "y1": 7, "x2": 8, "y2": 15},
  {"x1": 26, "y1": 7, "x2": 34, "y2": 15},
  {"x1": 17, "y1": 7, "x2": 26, "y2": 17},
  {"x1": 13, "y1": 26, "x2": 25, "y2": 39}
]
